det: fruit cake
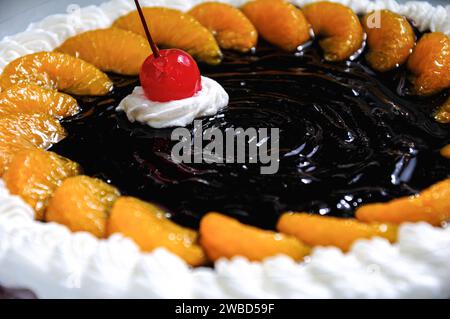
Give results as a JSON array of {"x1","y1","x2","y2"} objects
[{"x1": 0, "y1": 0, "x2": 449, "y2": 298}]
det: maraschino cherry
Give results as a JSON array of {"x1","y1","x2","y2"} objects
[{"x1": 134, "y1": 0, "x2": 202, "y2": 102}]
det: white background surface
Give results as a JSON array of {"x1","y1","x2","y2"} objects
[
  {"x1": 0, "y1": 0, "x2": 105, "y2": 38},
  {"x1": 0, "y1": 0, "x2": 448, "y2": 39}
]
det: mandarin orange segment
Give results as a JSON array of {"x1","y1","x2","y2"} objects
[
  {"x1": 113, "y1": 7, "x2": 222, "y2": 65},
  {"x1": 441, "y1": 145, "x2": 450, "y2": 159},
  {"x1": 435, "y1": 96, "x2": 450, "y2": 123},
  {"x1": 0, "y1": 84, "x2": 79, "y2": 119},
  {"x1": 107, "y1": 197, "x2": 207, "y2": 266},
  {"x1": 200, "y1": 212, "x2": 310, "y2": 262},
  {"x1": 407, "y1": 32, "x2": 450, "y2": 96},
  {"x1": 356, "y1": 179, "x2": 450, "y2": 226},
  {"x1": 0, "y1": 113, "x2": 66, "y2": 175},
  {"x1": 56, "y1": 28, "x2": 151, "y2": 76},
  {"x1": 4, "y1": 149, "x2": 81, "y2": 220},
  {"x1": 188, "y1": 2, "x2": 257, "y2": 53},
  {"x1": 277, "y1": 213, "x2": 397, "y2": 252},
  {"x1": 0, "y1": 113, "x2": 65, "y2": 148},
  {"x1": 0, "y1": 52, "x2": 113, "y2": 96},
  {"x1": 46, "y1": 176, "x2": 120, "y2": 238},
  {"x1": 241, "y1": 0, "x2": 310, "y2": 52},
  {"x1": 0, "y1": 142, "x2": 34, "y2": 177},
  {"x1": 362, "y1": 10, "x2": 415, "y2": 72},
  {"x1": 302, "y1": 1, "x2": 364, "y2": 61}
]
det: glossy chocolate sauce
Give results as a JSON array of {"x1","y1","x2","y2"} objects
[{"x1": 50, "y1": 42, "x2": 450, "y2": 230}]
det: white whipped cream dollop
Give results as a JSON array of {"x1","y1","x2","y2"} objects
[{"x1": 117, "y1": 76, "x2": 229, "y2": 128}]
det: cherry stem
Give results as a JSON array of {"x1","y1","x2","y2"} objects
[{"x1": 134, "y1": 0, "x2": 160, "y2": 58}]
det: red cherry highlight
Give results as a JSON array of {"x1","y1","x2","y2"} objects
[{"x1": 140, "y1": 49, "x2": 202, "y2": 102}]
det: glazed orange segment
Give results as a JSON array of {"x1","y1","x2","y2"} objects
[
  {"x1": 46, "y1": 176, "x2": 120, "y2": 238},
  {"x1": 407, "y1": 32, "x2": 450, "y2": 96},
  {"x1": 107, "y1": 197, "x2": 207, "y2": 266},
  {"x1": 188, "y1": 2, "x2": 257, "y2": 53},
  {"x1": 113, "y1": 7, "x2": 222, "y2": 65},
  {"x1": 302, "y1": 1, "x2": 364, "y2": 61},
  {"x1": 441, "y1": 145, "x2": 450, "y2": 159},
  {"x1": 356, "y1": 179, "x2": 450, "y2": 226},
  {"x1": 56, "y1": 28, "x2": 151, "y2": 76},
  {"x1": 0, "y1": 113, "x2": 65, "y2": 148},
  {"x1": 0, "y1": 84, "x2": 79, "y2": 119},
  {"x1": 0, "y1": 113, "x2": 66, "y2": 175},
  {"x1": 0, "y1": 52, "x2": 113, "y2": 96},
  {"x1": 277, "y1": 213, "x2": 397, "y2": 252},
  {"x1": 3, "y1": 149, "x2": 81, "y2": 220},
  {"x1": 435, "y1": 96, "x2": 450, "y2": 123},
  {"x1": 1, "y1": 143, "x2": 32, "y2": 176},
  {"x1": 362, "y1": 10, "x2": 415, "y2": 72},
  {"x1": 200, "y1": 212, "x2": 310, "y2": 262},
  {"x1": 241, "y1": 0, "x2": 310, "y2": 52}
]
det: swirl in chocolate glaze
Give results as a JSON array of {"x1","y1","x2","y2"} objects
[{"x1": 50, "y1": 41, "x2": 449, "y2": 230}]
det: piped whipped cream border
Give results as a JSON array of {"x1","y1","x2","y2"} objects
[
  {"x1": 0, "y1": 0, "x2": 449, "y2": 298},
  {"x1": 1, "y1": 179, "x2": 449, "y2": 298},
  {"x1": 117, "y1": 77, "x2": 229, "y2": 128}
]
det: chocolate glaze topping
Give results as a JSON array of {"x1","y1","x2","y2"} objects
[{"x1": 50, "y1": 41, "x2": 450, "y2": 230}]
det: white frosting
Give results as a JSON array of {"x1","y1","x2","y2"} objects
[
  {"x1": 0, "y1": 0, "x2": 450, "y2": 299},
  {"x1": 117, "y1": 77, "x2": 229, "y2": 128}
]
